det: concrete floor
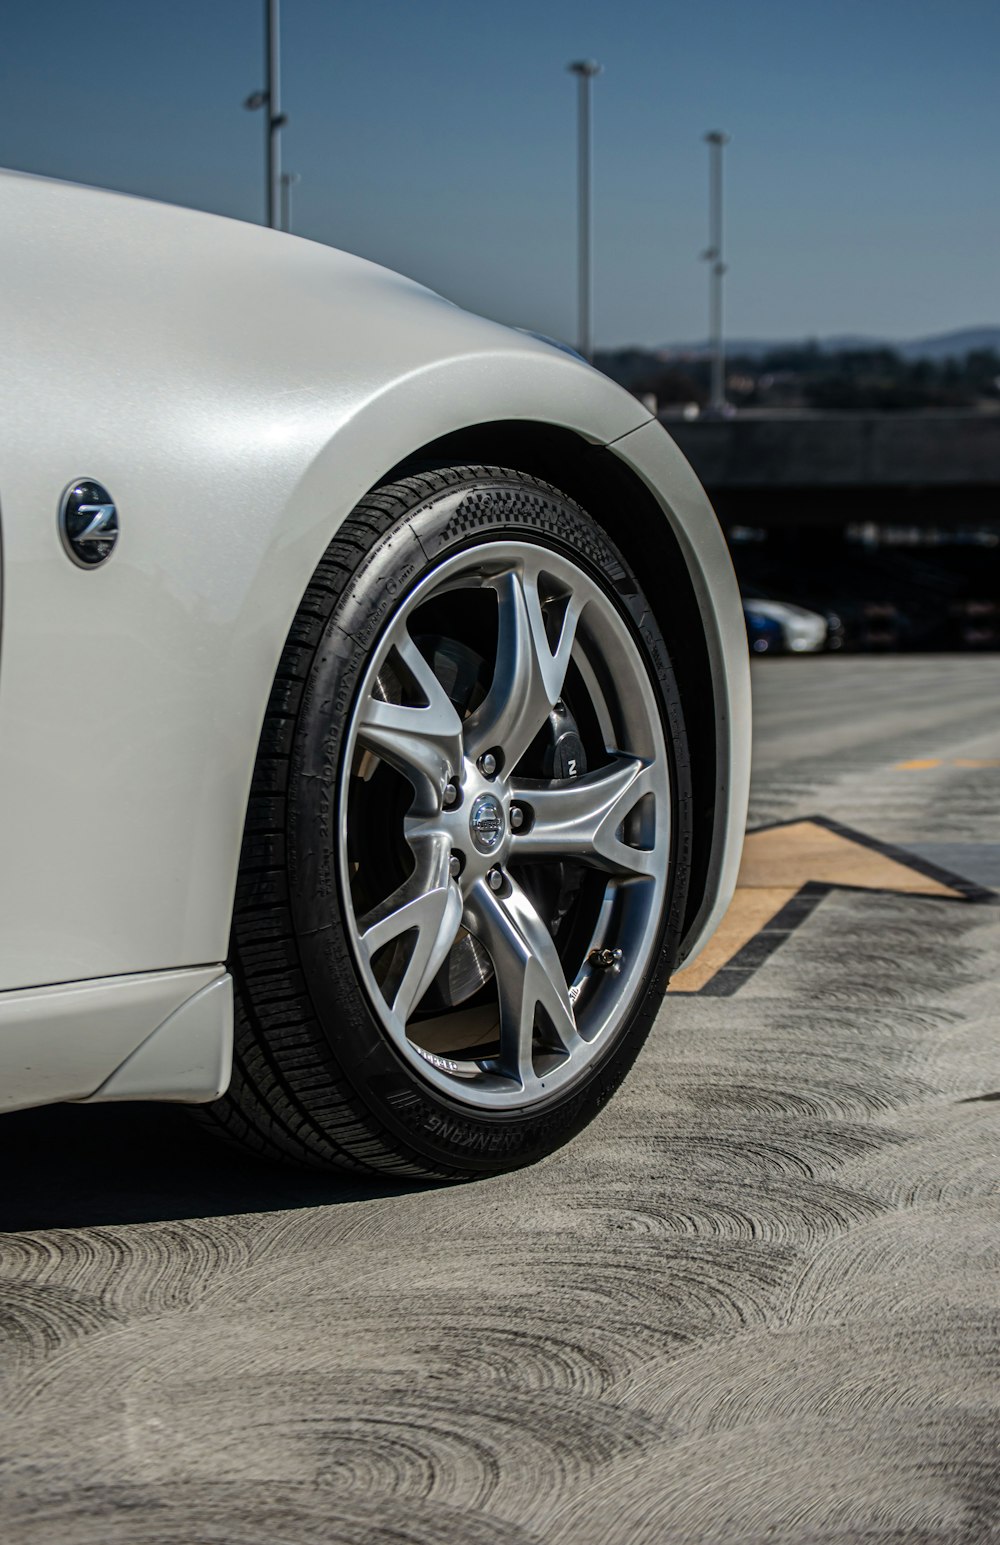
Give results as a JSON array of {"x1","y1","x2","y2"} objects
[{"x1": 1, "y1": 657, "x2": 998, "y2": 1543}]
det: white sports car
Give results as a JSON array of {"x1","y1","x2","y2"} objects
[{"x1": 0, "y1": 170, "x2": 750, "y2": 1178}]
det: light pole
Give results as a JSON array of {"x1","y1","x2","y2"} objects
[
  {"x1": 567, "y1": 60, "x2": 602, "y2": 362},
  {"x1": 701, "y1": 130, "x2": 730, "y2": 414},
  {"x1": 280, "y1": 171, "x2": 300, "y2": 233},
  {"x1": 244, "y1": 0, "x2": 286, "y2": 229}
]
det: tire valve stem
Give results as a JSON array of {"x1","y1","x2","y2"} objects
[{"x1": 587, "y1": 946, "x2": 623, "y2": 974}]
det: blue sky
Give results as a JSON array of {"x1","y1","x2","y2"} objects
[{"x1": 2, "y1": 0, "x2": 997, "y2": 347}]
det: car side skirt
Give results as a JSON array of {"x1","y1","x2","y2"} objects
[{"x1": 0, "y1": 967, "x2": 232, "y2": 1113}]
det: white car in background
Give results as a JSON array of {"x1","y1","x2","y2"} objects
[
  {"x1": 743, "y1": 598, "x2": 829, "y2": 653},
  {"x1": 0, "y1": 170, "x2": 750, "y2": 1179}
]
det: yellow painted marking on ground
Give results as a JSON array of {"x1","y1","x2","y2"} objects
[
  {"x1": 738, "y1": 821, "x2": 958, "y2": 897},
  {"x1": 669, "y1": 885, "x2": 797, "y2": 993},
  {"x1": 894, "y1": 758, "x2": 1000, "y2": 771},
  {"x1": 670, "y1": 819, "x2": 963, "y2": 994}
]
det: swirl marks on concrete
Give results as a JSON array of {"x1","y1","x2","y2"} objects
[
  {"x1": 1, "y1": 1220, "x2": 256, "y2": 1317},
  {"x1": 844, "y1": 1104, "x2": 1000, "y2": 1208},
  {"x1": 1, "y1": 1484, "x2": 543, "y2": 1545},
  {"x1": 787, "y1": 1203, "x2": 1000, "y2": 1326},
  {"x1": 544, "y1": 1418, "x2": 992, "y2": 1545},
  {"x1": 620, "y1": 1316, "x2": 1000, "y2": 1427},
  {"x1": 559, "y1": 1175, "x2": 885, "y2": 1245},
  {"x1": 0, "y1": 1280, "x2": 121, "y2": 1376}
]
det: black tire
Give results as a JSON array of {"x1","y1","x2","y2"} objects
[{"x1": 204, "y1": 466, "x2": 693, "y2": 1179}]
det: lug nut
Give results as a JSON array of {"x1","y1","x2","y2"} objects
[
  {"x1": 442, "y1": 782, "x2": 458, "y2": 807},
  {"x1": 449, "y1": 852, "x2": 464, "y2": 879},
  {"x1": 509, "y1": 805, "x2": 525, "y2": 831},
  {"x1": 479, "y1": 752, "x2": 497, "y2": 777},
  {"x1": 487, "y1": 866, "x2": 504, "y2": 892}
]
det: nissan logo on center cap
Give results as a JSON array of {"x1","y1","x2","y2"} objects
[
  {"x1": 59, "y1": 479, "x2": 119, "y2": 568},
  {"x1": 469, "y1": 793, "x2": 505, "y2": 853}
]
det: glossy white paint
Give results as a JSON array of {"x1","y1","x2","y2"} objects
[
  {"x1": 0, "y1": 171, "x2": 650, "y2": 994},
  {"x1": 81, "y1": 974, "x2": 233, "y2": 1105},
  {"x1": 0, "y1": 169, "x2": 749, "y2": 1111},
  {"x1": 0, "y1": 967, "x2": 224, "y2": 1111},
  {"x1": 608, "y1": 420, "x2": 752, "y2": 961}
]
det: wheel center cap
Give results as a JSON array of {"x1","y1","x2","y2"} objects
[{"x1": 468, "y1": 792, "x2": 505, "y2": 853}]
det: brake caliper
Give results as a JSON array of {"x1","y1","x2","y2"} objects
[{"x1": 541, "y1": 699, "x2": 587, "y2": 781}]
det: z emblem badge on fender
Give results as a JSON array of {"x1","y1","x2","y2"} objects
[{"x1": 59, "y1": 478, "x2": 119, "y2": 567}]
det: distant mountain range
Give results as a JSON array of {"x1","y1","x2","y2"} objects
[{"x1": 652, "y1": 327, "x2": 1000, "y2": 362}]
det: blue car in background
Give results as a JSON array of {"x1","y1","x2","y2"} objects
[{"x1": 743, "y1": 603, "x2": 785, "y2": 654}]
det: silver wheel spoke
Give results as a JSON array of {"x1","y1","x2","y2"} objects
[
  {"x1": 357, "y1": 628, "x2": 464, "y2": 812},
  {"x1": 465, "y1": 874, "x2": 579, "y2": 1092},
  {"x1": 464, "y1": 564, "x2": 583, "y2": 771},
  {"x1": 511, "y1": 757, "x2": 660, "y2": 877},
  {"x1": 358, "y1": 833, "x2": 463, "y2": 1024}
]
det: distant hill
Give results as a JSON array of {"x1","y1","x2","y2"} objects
[
  {"x1": 898, "y1": 328, "x2": 1000, "y2": 361},
  {"x1": 653, "y1": 328, "x2": 1000, "y2": 361}
]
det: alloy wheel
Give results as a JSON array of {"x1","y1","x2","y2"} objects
[{"x1": 338, "y1": 541, "x2": 671, "y2": 1110}]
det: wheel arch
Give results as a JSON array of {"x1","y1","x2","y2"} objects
[{"x1": 378, "y1": 419, "x2": 725, "y2": 961}]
